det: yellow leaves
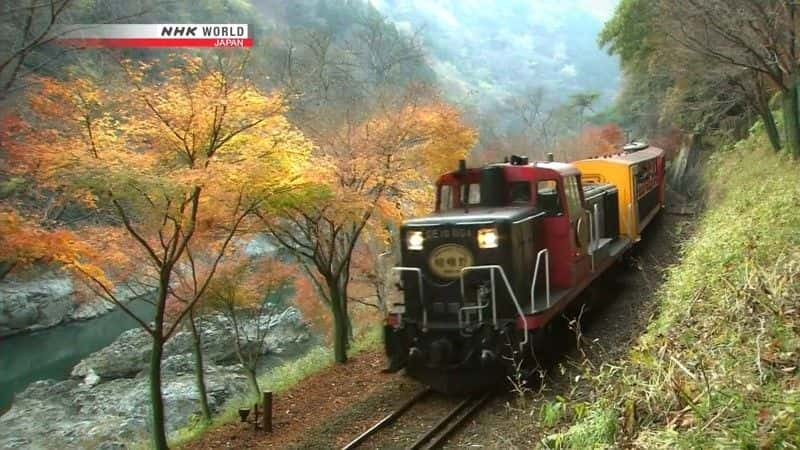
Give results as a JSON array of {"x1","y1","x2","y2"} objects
[
  {"x1": 8, "y1": 55, "x2": 319, "y2": 299},
  {"x1": 322, "y1": 97, "x2": 475, "y2": 225},
  {"x1": 23, "y1": 55, "x2": 314, "y2": 227}
]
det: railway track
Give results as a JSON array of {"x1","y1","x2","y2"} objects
[{"x1": 342, "y1": 389, "x2": 493, "y2": 450}]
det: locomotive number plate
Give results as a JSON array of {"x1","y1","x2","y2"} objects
[{"x1": 429, "y1": 244, "x2": 474, "y2": 279}]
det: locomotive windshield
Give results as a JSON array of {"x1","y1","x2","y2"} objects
[
  {"x1": 437, "y1": 182, "x2": 481, "y2": 211},
  {"x1": 460, "y1": 183, "x2": 481, "y2": 205},
  {"x1": 509, "y1": 181, "x2": 531, "y2": 204},
  {"x1": 438, "y1": 185, "x2": 453, "y2": 210}
]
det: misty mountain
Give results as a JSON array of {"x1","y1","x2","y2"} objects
[{"x1": 369, "y1": 0, "x2": 620, "y2": 112}]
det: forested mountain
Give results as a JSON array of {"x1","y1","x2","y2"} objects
[
  {"x1": 359, "y1": 0, "x2": 623, "y2": 159},
  {"x1": 370, "y1": 0, "x2": 620, "y2": 108}
]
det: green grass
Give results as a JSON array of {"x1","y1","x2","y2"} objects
[
  {"x1": 169, "y1": 326, "x2": 382, "y2": 448},
  {"x1": 540, "y1": 130, "x2": 800, "y2": 449}
]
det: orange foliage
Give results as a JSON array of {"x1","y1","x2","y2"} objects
[
  {"x1": 167, "y1": 255, "x2": 295, "y2": 321},
  {"x1": 5, "y1": 54, "x2": 313, "y2": 341},
  {"x1": 554, "y1": 123, "x2": 624, "y2": 161},
  {"x1": 262, "y1": 90, "x2": 475, "y2": 351},
  {"x1": 0, "y1": 209, "x2": 112, "y2": 281},
  {"x1": 0, "y1": 114, "x2": 25, "y2": 147},
  {"x1": 290, "y1": 94, "x2": 477, "y2": 228},
  {"x1": 292, "y1": 274, "x2": 332, "y2": 341}
]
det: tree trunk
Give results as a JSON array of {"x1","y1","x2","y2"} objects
[
  {"x1": 330, "y1": 294, "x2": 349, "y2": 363},
  {"x1": 149, "y1": 335, "x2": 168, "y2": 450},
  {"x1": 344, "y1": 294, "x2": 353, "y2": 346},
  {"x1": 759, "y1": 106, "x2": 782, "y2": 152},
  {"x1": 781, "y1": 83, "x2": 800, "y2": 158},
  {"x1": 245, "y1": 366, "x2": 261, "y2": 401},
  {"x1": 188, "y1": 309, "x2": 212, "y2": 422}
]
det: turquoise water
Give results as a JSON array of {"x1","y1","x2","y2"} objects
[{"x1": 0, "y1": 298, "x2": 155, "y2": 411}]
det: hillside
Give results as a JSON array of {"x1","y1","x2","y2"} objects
[{"x1": 370, "y1": 0, "x2": 620, "y2": 108}]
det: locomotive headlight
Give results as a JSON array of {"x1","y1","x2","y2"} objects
[
  {"x1": 477, "y1": 228, "x2": 499, "y2": 249},
  {"x1": 407, "y1": 231, "x2": 424, "y2": 251}
]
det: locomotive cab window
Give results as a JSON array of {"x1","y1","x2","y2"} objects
[
  {"x1": 460, "y1": 183, "x2": 480, "y2": 205},
  {"x1": 438, "y1": 184, "x2": 453, "y2": 211},
  {"x1": 509, "y1": 181, "x2": 531, "y2": 204},
  {"x1": 536, "y1": 180, "x2": 562, "y2": 215}
]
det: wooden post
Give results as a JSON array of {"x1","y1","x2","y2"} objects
[{"x1": 262, "y1": 391, "x2": 273, "y2": 432}]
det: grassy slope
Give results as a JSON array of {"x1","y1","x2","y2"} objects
[{"x1": 541, "y1": 132, "x2": 800, "y2": 448}]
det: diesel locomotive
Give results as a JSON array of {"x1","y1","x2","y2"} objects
[{"x1": 383, "y1": 144, "x2": 666, "y2": 393}]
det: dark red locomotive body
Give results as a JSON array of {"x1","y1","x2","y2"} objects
[{"x1": 384, "y1": 148, "x2": 665, "y2": 393}]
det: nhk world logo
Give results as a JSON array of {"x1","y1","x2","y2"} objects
[{"x1": 54, "y1": 24, "x2": 251, "y2": 48}]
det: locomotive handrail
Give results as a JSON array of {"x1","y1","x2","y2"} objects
[
  {"x1": 457, "y1": 294, "x2": 489, "y2": 334},
  {"x1": 593, "y1": 203, "x2": 601, "y2": 271},
  {"x1": 392, "y1": 267, "x2": 427, "y2": 330},
  {"x1": 459, "y1": 265, "x2": 529, "y2": 348},
  {"x1": 530, "y1": 249, "x2": 550, "y2": 313},
  {"x1": 587, "y1": 205, "x2": 597, "y2": 272}
]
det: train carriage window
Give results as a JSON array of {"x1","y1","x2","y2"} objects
[
  {"x1": 536, "y1": 180, "x2": 562, "y2": 215},
  {"x1": 509, "y1": 181, "x2": 531, "y2": 204},
  {"x1": 564, "y1": 176, "x2": 583, "y2": 216},
  {"x1": 438, "y1": 185, "x2": 453, "y2": 211}
]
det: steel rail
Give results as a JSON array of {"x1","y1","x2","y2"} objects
[
  {"x1": 409, "y1": 391, "x2": 493, "y2": 450},
  {"x1": 341, "y1": 388, "x2": 432, "y2": 450}
]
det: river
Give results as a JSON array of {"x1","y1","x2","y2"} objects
[{"x1": 0, "y1": 298, "x2": 155, "y2": 411}]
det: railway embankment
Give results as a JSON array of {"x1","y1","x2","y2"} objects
[{"x1": 521, "y1": 133, "x2": 800, "y2": 448}]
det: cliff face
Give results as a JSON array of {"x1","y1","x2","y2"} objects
[{"x1": 0, "y1": 273, "x2": 114, "y2": 337}]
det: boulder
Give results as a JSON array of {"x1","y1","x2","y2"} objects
[
  {"x1": 71, "y1": 328, "x2": 152, "y2": 380},
  {"x1": 0, "y1": 276, "x2": 74, "y2": 336}
]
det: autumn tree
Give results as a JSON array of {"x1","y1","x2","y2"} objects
[
  {"x1": 12, "y1": 56, "x2": 311, "y2": 449},
  {"x1": 201, "y1": 257, "x2": 294, "y2": 399},
  {"x1": 261, "y1": 88, "x2": 475, "y2": 363},
  {"x1": 659, "y1": 0, "x2": 800, "y2": 157},
  {"x1": 1, "y1": 113, "x2": 120, "y2": 282},
  {"x1": 259, "y1": 21, "x2": 474, "y2": 363}
]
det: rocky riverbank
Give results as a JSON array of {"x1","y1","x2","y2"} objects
[
  {"x1": 0, "y1": 272, "x2": 137, "y2": 338},
  {"x1": 0, "y1": 235, "x2": 281, "y2": 338},
  {"x1": 0, "y1": 307, "x2": 311, "y2": 449}
]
